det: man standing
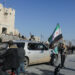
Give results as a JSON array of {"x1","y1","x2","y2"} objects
[
  {"x1": 59, "y1": 43, "x2": 66, "y2": 68},
  {"x1": 16, "y1": 47, "x2": 25, "y2": 75},
  {"x1": 1, "y1": 40, "x2": 19, "y2": 75}
]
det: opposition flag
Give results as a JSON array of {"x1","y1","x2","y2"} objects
[{"x1": 48, "y1": 24, "x2": 63, "y2": 43}]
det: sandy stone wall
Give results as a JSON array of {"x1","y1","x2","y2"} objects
[{"x1": 0, "y1": 3, "x2": 19, "y2": 35}]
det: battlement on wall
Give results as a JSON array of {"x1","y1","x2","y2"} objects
[{"x1": 0, "y1": 3, "x2": 15, "y2": 15}]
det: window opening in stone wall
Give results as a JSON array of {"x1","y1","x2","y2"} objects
[
  {"x1": 2, "y1": 27, "x2": 7, "y2": 34},
  {"x1": 4, "y1": 10, "x2": 8, "y2": 15},
  {"x1": 4, "y1": 12, "x2": 8, "y2": 15}
]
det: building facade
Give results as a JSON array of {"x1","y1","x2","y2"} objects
[
  {"x1": 34, "y1": 36, "x2": 40, "y2": 42},
  {"x1": 0, "y1": 3, "x2": 19, "y2": 35}
]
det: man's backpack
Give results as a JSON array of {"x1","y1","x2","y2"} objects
[{"x1": 2, "y1": 48, "x2": 20, "y2": 71}]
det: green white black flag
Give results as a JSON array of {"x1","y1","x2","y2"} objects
[{"x1": 48, "y1": 24, "x2": 63, "y2": 43}]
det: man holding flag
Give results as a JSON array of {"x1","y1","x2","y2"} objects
[{"x1": 48, "y1": 24, "x2": 66, "y2": 68}]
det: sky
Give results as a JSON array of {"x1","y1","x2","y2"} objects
[{"x1": 0, "y1": 0, "x2": 75, "y2": 41}]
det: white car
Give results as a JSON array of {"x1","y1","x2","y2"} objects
[{"x1": 13, "y1": 40, "x2": 51, "y2": 68}]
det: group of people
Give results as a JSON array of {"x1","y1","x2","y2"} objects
[
  {"x1": 0, "y1": 40, "x2": 25, "y2": 75},
  {"x1": 0, "y1": 38, "x2": 67, "y2": 75},
  {"x1": 50, "y1": 42, "x2": 67, "y2": 68}
]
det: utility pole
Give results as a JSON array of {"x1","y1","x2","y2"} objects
[{"x1": 41, "y1": 34, "x2": 44, "y2": 42}]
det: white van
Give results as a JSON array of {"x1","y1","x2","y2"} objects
[{"x1": 13, "y1": 40, "x2": 51, "y2": 68}]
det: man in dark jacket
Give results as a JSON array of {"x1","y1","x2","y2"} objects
[
  {"x1": 58, "y1": 43, "x2": 66, "y2": 68},
  {"x1": 6, "y1": 40, "x2": 19, "y2": 75},
  {"x1": 16, "y1": 47, "x2": 25, "y2": 75}
]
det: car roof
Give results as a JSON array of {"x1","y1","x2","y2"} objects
[{"x1": 13, "y1": 40, "x2": 40, "y2": 43}]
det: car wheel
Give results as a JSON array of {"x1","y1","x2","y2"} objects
[{"x1": 24, "y1": 57, "x2": 29, "y2": 69}]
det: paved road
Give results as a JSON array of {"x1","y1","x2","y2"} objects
[{"x1": 24, "y1": 54, "x2": 75, "y2": 75}]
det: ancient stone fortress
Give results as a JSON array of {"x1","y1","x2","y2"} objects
[
  {"x1": 0, "y1": 3, "x2": 19, "y2": 35},
  {"x1": 0, "y1": 3, "x2": 40, "y2": 42}
]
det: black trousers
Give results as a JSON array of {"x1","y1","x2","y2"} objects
[
  {"x1": 50, "y1": 54, "x2": 55, "y2": 65},
  {"x1": 61, "y1": 54, "x2": 65, "y2": 67}
]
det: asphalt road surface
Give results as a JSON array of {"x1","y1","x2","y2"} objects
[{"x1": 24, "y1": 54, "x2": 75, "y2": 75}]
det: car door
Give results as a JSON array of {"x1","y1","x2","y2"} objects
[
  {"x1": 27, "y1": 43, "x2": 44, "y2": 64},
  {"x1": 43, "y1": 44, "x2": 51, "y2": 62},
  {"x1": 36, "y1": 43, "x2": 50, "y2": 63},
  {"x1": 36, "y1": 43, "x2": 45, "y2": 63}
]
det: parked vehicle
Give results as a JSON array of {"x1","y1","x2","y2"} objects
[{"x1": 13, "y1": 40, "x2": 51, "y2": 68}]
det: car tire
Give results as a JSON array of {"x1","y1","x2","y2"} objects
[{"x1": 24, "y1": 57, "x2": 29, "y2": 69}]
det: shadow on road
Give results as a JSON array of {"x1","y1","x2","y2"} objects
[
  {"x1": 29, "y1": 63, "x2": 50, "y2": 67},
  {"x1": 33, "y1": 68, "x2": 64, "y2": 75},
  {"x1": 26, "y1": 69, "x2": 64, "y2": 75},
  {"x1": 69, "y1": 60, "x2": 75, "y2": 62},
  {"x1": 64, "y1": 67, "x2": 75, "y2": 72}
]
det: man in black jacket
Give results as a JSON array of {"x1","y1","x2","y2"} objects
[{"x1": 3, "y1": 40, "x2": 19, "y2": 75}]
